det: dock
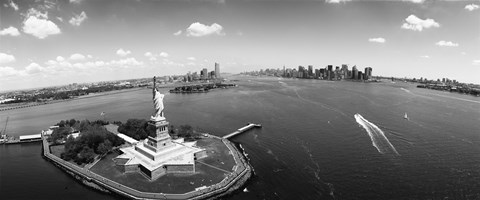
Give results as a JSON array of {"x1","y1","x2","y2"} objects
[{"x1": 223, "y1": 123, "x2": 262, "y2": 139}]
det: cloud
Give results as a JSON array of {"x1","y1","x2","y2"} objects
[
  {"x1": 69, "y1": 11, "x2": 87, "y2": 26},
  {"x1": 159, "y1": 52, "x2": 169, "y2": 58},
  {"x1": 24, "y1": 8, "x2": 48, "y2": 19},
  {"x1": 403, "y1": 0, "x2": 424, "y2": 3},
  {"x1": 25, "y1": 63, "x2": 46, "y2": 74},
  {"x1": 435, "y1": 40, "x2": 459, "y2": 47},
  {"x1": 0, "y1": 66, "x2": 24, "y2": 77},
  {"x1": 0, "y1": 53, "x2": 16, "y2": 64},
  {"x1": 325, "y1": 0, "x2": 351, "y2": 3},
  {"x1": 472, "y1": 60, "x2": 480, "y2": 65},
  {"x1": 69, "y1": 0, "x2": 83, "y2": 4},
  {"x1": 0, "y1": 26, "x2": 20, "y2": 36},
  {"x1": 465, "y1": 4, "x2": 479, "y2": 11},
  {"x1": 8, "y1": 0, "x2": 19, "y2": 11},
  {"x1": 401, "y1": 15, "x2": 440, "y2": 31},
  {"x1": 109, "y1": 57, "x2": 143, "y2": 67},
  {"x1": 420, "y1": 55, "x2": 430, "y2": 59},
  {"x1": 368, "y1": 37, "x2": 386, "y2": 43},
  {"x1": 116, "y1": 48, "x2": 131, "y2": 57},
  {"x1": 144, "y1": 52, "x2": 169, "y2": 62},
  {"x1": 461, "y1": 52, "x2": 467, "y2": 55},
  {"x1": 22, "y1": 16, "x2": 61, "y2": 39},
  {"x1": 173, "y1": 30, "x2": 182, "y2": 36},
  {"x1": 56, "y1": 56, "x2": 65, "y2": 62},
  {"x1": 186, "y1": 22, "x2": 225, "y2": 37},
  {"x1": 187, "y1": 57, "x2": 196, "y2": 61},
  {"x1": 69, "y1": 53, "x2": 86, "y2": 61}
]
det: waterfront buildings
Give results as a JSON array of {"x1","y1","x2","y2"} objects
[{"x1": 241, "y1": 63, "x2": 376, "y2": 82}]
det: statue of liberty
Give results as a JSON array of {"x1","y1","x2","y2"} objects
[{"x1": 151, "y1": 76, "x2": 165, "y2": 121}]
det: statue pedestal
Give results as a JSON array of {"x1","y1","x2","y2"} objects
[{"x1": 143, "y1": 118, "x2": 172, "y2": 153}]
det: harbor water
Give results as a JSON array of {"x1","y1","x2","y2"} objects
[{"x1": 1, "y1": 77, "x2": 479, "y2": 199}]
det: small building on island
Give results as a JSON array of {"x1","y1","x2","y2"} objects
[{"x1": 114, "y1": 76, "x2": 207, "y2": 180}]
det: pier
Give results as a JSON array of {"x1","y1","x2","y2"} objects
[{"x1": 223, "y1": 123, "x2": 262, "y2": 139}]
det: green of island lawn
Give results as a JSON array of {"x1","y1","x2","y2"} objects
[{"x1": 89, "y1": 137, "x2": 236, "y2": 194}]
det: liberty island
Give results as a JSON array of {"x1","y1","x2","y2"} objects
[{"x1": 40, "y1": 77, "x2": 253, "y2": 199}]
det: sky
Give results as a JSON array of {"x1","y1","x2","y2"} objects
[{"x1": 0, "y1": 0, "x2": 479, "y2": 91}]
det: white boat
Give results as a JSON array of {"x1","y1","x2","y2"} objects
[{"x1": 404, "y1": 113, "x2": 409, "y2": 120}]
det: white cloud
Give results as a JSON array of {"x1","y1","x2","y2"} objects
[
  {"x1": 404, "y1": 0, "x2": 424, "y2": 3},
  {"x1": 25, "y1": 63, "x2": 46, "y2": 74},
  {"x1": 69, "y1": 0, "x2": 83, "y2": 4},
  {"x1": 461, "y1": 52, "x2": 467, "y2": 55},
  {"x1": 24, "y1": 8, "x2": 48, "y2": 19},
  {"x1": 8, "y1": 0, "x2": 19, "y2": 11},
  {"x1": 368, "y1": 37, "x2": 386, "y2": 43},
  {"x1": 159, "y1": 52, "x2": 169, "y2": 57},
  {"x1": 56, "y1": 56, "x2": 65, "y2": 62},
  {"x1": 116, "y1": 48, "x2": 131, "y2": 57},
  {"x1": 0, "y1": 26, "x2": 20, "y2": 36},
  {"x1": 435, "y1": 40, "x2": 459, "y2": 47},
  {"x1": 186, "y1": 22, "x2": 225, "y2": 37},
  {"x1": 56, "y1": 17, "x2": 63, "y2": 22},
  {"x1": 69, "y1": 53, "x2": 86, "y2": 61},
  {"x1": 465, "y1": 4, "x2": 479, "y2": 11},
  {"x1": 401, "y1": 15, "x2": 440, "y2": 31},
  {"x1": 0, "y1": 66, "x2": 24, "y2": 77},
  {"x1": 69, "y1": 11, "x2": 87, "y2": 26},
  {"x1": 145, "y1": 52, "x2": 169, "y2": 62},
  {"x1": 0, "y1": 53, "x2": 16, "y2": 64},
  {"x1": 173, "y1": 30, "x2": 182, "y2": 36},
  {"x1": 22, "y1": 16, "x2": 61, "y2": 39},
  {"x1": 187, "y1": 57, "x2": 196, "y2": 61},
  {"x1": 109, "y1": 57, "x2": 143, "y2": 67},
  {"x1": 420, "y1": 55, "x2": 430, "y2": 59},
  {"x1": 472, "y1": 60, "x2": 480, "y2": 65},
  {"x1": 325, "y1": 0, "x2": 351, "y2": 3}
]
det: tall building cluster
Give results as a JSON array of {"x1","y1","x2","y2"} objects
[
  {"x1": 279, "y1": 64, "x2": 373, "y2": 81},
  {"x1": 183, "y1": 63, "x2": 221, "y2": 82}
]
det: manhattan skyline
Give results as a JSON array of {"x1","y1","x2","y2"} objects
[{"x1": 1, "y1": 0, "x2": 479, "y2": 91}]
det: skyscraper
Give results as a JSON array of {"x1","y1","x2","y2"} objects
[
  {"x1": 215, "y1": 63, "x2": 220, "y2": 79},
  {"x1": 364, "y1": 67, "x2": 372, "y2": 80},
  {"x1": 308, "y1": 65, "x2": 313, "y2": 77},
  {"x1": 352, "y1": 65, "x2": 358, "y2": 80},
  {"x1": 202, "y1": 68, "x2": 208, "y2": 80},
  {"x1": 341, "y1": 64, "x2": 348, "y2": 79}
]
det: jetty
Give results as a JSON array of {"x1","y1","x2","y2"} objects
[{"x1": 223, "y1": 123, "x2": 262, "y2": 139}]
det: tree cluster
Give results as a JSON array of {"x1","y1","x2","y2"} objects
[
  {"x1": 117, "y1": 119, "x2": 156, "y2": 140},
  {"x1": 54, "y1": 119, "x2": 124, "y2": 165},
  {"x1": 116, "y1": 119, "x2": 201, "y2": 141}
]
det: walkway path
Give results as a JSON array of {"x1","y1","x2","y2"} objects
[{"x1": 196, "y1": 160, "x2": 231, "y2": 174}]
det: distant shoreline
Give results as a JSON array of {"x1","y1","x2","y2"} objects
[{"x1": 0, "y1": 87, "x2": 146, "y2": 112}]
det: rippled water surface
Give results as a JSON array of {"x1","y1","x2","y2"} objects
[{"x1": 1, "y1": 77, "x2": 479, "y2": 199}]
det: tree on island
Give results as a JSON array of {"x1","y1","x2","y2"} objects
[
  {"x1": 117, "y1": 119, "x2": 201, "y2": 141},
  {"x1": 117, "y1": 119, "x2": 156, "y2": 140},
  {"x1": 55, "y1": 119, "x2": 124, "y2": 165}
]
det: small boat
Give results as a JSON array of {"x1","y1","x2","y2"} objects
[{"x1": 404, "y1": 112, "x2": 409, "y2": 120}]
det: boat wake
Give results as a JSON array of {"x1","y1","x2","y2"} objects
[
  {"x1": 354, "y1": 114, "x2": 400, "y2": 156},
  {"x1": 400, "y1": 87, "x2": 411, "y2": 94}
]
